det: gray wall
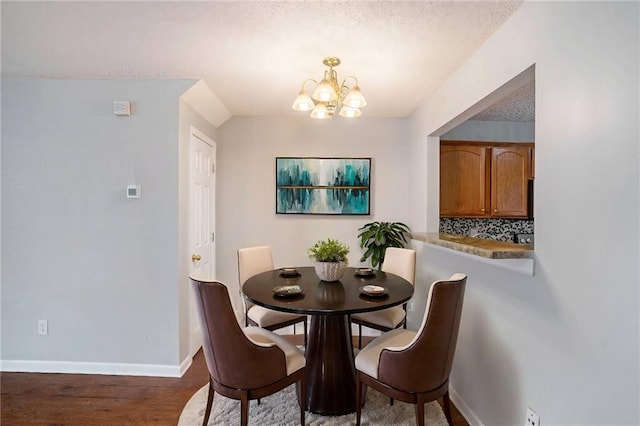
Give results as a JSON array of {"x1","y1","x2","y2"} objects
[
  {"x1": 409, "y1": 2, "x2": 639, "y2": 425},
  {"x1": 1, "y1": 79, "x2": 208, "y2": 374}
]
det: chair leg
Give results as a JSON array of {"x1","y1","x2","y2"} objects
[
  {"x1": 202, "y1": 378, "x2": 215, "y2": 426},
  {"x1": 390, "y1": 397, "x2": 394, "y2": 405},
  {"x1": 443, "y1": 390, "x2": 453, "y2": 426},
  {"x1": 349, "y1": 323, "x2": 355, "y2": 356},
  {"x1": 358, "y1": 324, "x2": 363, "y2": 349},
  {"x1": 355, "y1": 372, "x2": 363, "y2": 426},
  {"x1": 298, "y1": 375, "x2": 306, "y2": 426},
  {"x1": 303, "y1": 320, "x2": 308, "y2": 347},
  {"x1": 240, "y1": 392, "x2": 249, "y2": 426},
  {"x1": 415, "y1": 395, "x2": 425, "y2": 426}
]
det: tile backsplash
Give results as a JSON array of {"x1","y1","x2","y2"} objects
[{"x1": 440, "y1": 218, "x2": 534, "y2": 242}]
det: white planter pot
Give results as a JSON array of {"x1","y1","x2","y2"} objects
[{"x1": 313, "y1": 261, "x2": 348, "y2": 282}]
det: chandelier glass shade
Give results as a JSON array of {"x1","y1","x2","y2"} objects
[{"x1": 292, "y1": 57, "x2": 367, "y2": 119}]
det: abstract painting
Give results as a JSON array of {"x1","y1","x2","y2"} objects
[{"x1": 276, "y1": 157, "x2": 371, "y2": 215}]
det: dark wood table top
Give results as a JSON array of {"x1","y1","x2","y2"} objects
[{"x1": 243, "y1": 266, "x2": 414, "y2": 316}]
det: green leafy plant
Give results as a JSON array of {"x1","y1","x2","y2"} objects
[
  {"x1": 307, "y1": 238, "x2": 350, "y2": 263},
  {"x1": 358, "y1": 221, "x2": 411, "y2": 270}
]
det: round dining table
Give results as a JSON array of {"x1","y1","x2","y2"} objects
[{"x1": 243, "y1": 266, "x2": 414, "y2": 415}]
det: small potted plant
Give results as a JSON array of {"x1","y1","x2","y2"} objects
[
  {"x1": 308, "y1": 238, "x2": 350, "y2": 282},
  {"x1": 358, "y1": 221, "x2": 411, "y2": 270}
]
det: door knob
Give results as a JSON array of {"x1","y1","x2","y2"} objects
[{"x1": 192, "y1": 254, "x2": 201, "y2": 261}]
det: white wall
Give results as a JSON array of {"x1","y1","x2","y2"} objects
[
  {"x1": 0, "y1": 79, "x2": 210, "y2": 376},
  {"x1": 409, "y1": 2, "x2": 639, "y2": 425},
  {"x1": 216, "y1": 116, "x2": 410, "y2": 314}
]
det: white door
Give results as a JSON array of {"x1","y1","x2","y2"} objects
[{"x1": 189, "y1": 127, "x2": 216, "y2": 356}]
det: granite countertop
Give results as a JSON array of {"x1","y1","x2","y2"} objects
[{"x1": 411, "y1": 232, "x2": 534, "y2": 259}]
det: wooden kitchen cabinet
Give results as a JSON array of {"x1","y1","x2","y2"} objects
[
  {"x1": 440, "y1": 141, "x2": 534, "y2": 218},
  {"x1": 490, "y1": 146, "x2": 530, "y2": 217},
  {"x1": 440, "y1": 145, "x2": 488, "y2": 216}
]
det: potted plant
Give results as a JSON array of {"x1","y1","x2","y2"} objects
[
  {"x1": 357, "y1": 221, "x2": 411, "y2": 270},
  {"x1": 308, "y1": 238, "x2": 350, "y2": 282}
]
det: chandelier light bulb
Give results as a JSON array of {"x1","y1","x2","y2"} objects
[
  {"x1": 343, "y1": 86, "x2": 367, "y2": 108},
  {"x1": 310, "y1": 103, "x2": 329, "y2": 119},
  {"x1": 292, "y1": 90, "x2": 314, "y2": 111},
  {"x1": 312, "y1": 79, "x2": 338, "y2": 102},
  {"x1": 339, "y1": 105, "x2": 361, "y2": 118}
]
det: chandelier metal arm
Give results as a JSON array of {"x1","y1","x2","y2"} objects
[
  {"x1": 340, "y1": 75, "x2": 359, "y2": 91},
  {"x1": 300, "y1": 78, "x2": 319, "y2": 91}
]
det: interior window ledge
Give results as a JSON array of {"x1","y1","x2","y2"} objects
[{"x1": 411, "y1": 232, "x2": 535, "y2": 277}]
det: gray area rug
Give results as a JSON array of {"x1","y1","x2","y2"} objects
[{"x1": 178, "y1": 383, "x2": 449, "y2": 425}]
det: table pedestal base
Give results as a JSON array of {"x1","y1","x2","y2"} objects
[{"x1": 305, "y1": 314, "x2": 356, "y2": 415}]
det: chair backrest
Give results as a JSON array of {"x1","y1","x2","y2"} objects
[
  {"x1": 378, "y1": 273, "x2": 467, "y2": 392},
  {"x1": 190, "y1": 277, "x2": 287, "y2": 389},
  {"x1": 382, "y1": 247, "x2": 416, "y2": 285},
  {"x1": 238, "y1": 246, "x2": 274, "y2": 288}
]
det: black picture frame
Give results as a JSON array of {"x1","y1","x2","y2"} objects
[{"x1": 275, "y1": 157, "x2": 371, "y2": 215}]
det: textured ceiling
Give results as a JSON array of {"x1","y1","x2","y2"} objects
[
  {"x1": 472, "y1": 80, "x2": 535, "y2": 121},
  {"x1": 1, "y1": 1, "x2": 531, "y2": 121}
]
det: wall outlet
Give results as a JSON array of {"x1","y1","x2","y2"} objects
[
  {"x1": 37, "y1": 319, "x2": 48, "y2": 336},
  {"x1": 526, "y1": 407, "x2": 540, "y2": 426}
]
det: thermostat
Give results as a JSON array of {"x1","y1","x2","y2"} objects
[{"x1": 127, "y1": 185, "x2": 141, "y2": 199}]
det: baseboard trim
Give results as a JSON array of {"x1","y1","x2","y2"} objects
[
  {"x1": 179, "y1": 354, "x2": 193, "y2": 377},
  {"x1": 450, "y1": 385, "x2": 484, "y2": 426},
  {"x1": 1, "y1": 358, "x2": 189, "y2": 378}
]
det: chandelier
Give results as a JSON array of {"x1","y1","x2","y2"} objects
[{"x1": 291, "y1": 57, "x2": 367, "y2": 119}]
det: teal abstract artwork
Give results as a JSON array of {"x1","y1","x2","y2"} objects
[{"x1": 276, "y1": 157, "x2": 371, "y2": 215}]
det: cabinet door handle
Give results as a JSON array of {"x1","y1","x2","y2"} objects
[
  {"x1": 481, "y1": 208, "x2": 486, "y2": 212},
  {"x1": 192, "y1": 254, "x2": 201, "y2": 261},
  {"x1": 494, "y1": 209, "x2": 498, "y2": 213}
]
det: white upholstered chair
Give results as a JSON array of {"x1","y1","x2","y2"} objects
[
  {"x1": 238, "y1": 246, "x2": 307, "y2": 345},
  {"x1": 350, "y1": 247, "x2": 416, "y2": 348},
  {"x1": 354, "y1": 273, "x2": 467, "y2": 426}
]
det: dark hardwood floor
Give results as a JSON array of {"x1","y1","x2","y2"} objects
[
  {"x1": 1, "y1": 351, "x2": 209, "y2": 425},
  {"x1": 1, "y1": 336, "x2": 469, "y2": 425}
]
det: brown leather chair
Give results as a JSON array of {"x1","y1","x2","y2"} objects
[
  {"x1": 238, "y1": 246, "x2": 308, "y2": 345},
  {"x1": 190, "y1": 276, "x2": 307, "y2": 426},
  {"x1": 354, "y1": 273, "x2": 467, "y2": 426},
  {"x1": 351, "y1": 247, "x2": 416, "y2": 348}
]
